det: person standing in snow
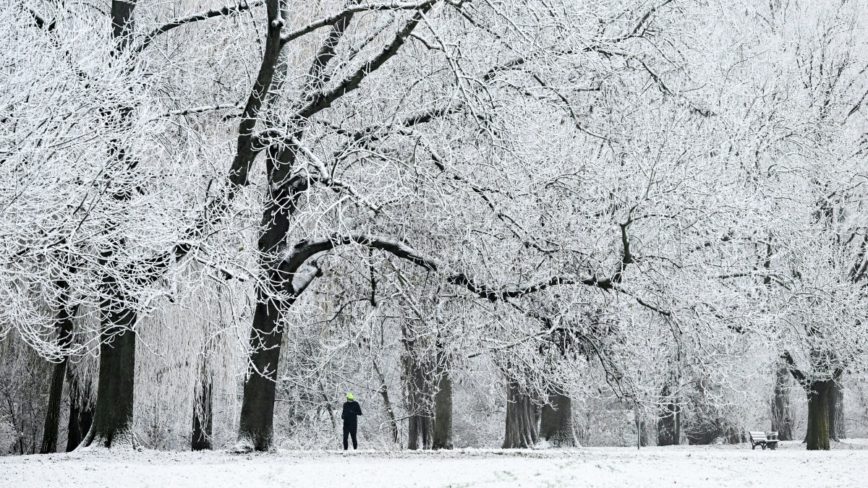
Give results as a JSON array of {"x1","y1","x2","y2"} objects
[{"x1": 341, "y1": 393, "x2": 363, "y2": 450}]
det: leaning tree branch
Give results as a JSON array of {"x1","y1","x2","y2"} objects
[
  {"x1": 133, "y1": 0, "x2": 286, "y2": 281},
  {"x1": 296, "y1": 2, "x2": 436, "y2": 119},
  {"x1": 134, "y1": 1, "x2": 267, "y2": 54},
  {"x1": 782, "y1": 351, "x2": 807, "y2": 384},
  {"x1": 159, "y1": 103, "x2": 243, "y2": 119},
  {"x1": 278, "y1": 233, "x2": 653, "y2": 304},
  {"x1": 280, "y1": 0, "x2": 437, "y2": 45}
]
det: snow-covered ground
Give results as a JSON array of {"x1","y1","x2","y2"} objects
[{"x1": 3, "y1": 441, "x2": 866, "y2": 487}]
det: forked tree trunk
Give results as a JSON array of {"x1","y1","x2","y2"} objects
[
  {"x1": 65, "y1": 370, "x2": 93, "y2": 452},
  {"x1": 502, "y1": 380, "x2": 538, "y2": 449},
  {"x1": 40, "y1": 290, "x2": 77, "y2": 454},
  {"x1": 84, "y1": 298, "x2": 137, "y2": 448},
  {"x1": 771, "y1": 365, "x2": 794, "y2": 441},
  {"x1": 805, "y1": 380, "x2": 832, "y2": 451},
  {"x1": 191, "y1": 380, "x2": 213, "y2": 450},
  {"x1": 432, "y1": 366, "x2": 453, "y2": 450},
  {"x1": 539, "y1": 391, "x2": 577, "y2": 447},
  {"x1": 236, "y1": 0, "x2": 350, "y2": 452},
  {"x1": 235, "y1": 20, "x2": 294, "y2": 447},
  {"x1": 828, "y1": 380, "x2": 845, "y2": 442}
]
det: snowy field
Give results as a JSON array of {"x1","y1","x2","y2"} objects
[{"x1": 3, "y1": 440, "x2": 867, "y2": 488}]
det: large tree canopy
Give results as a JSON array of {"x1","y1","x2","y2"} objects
[{"x1": 1, "y1": 0, "x2": 867, "y2": 453}]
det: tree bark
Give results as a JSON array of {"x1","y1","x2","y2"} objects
[
  {"x1": 407, "y1": 412, "x2": 433, "y2": 450},
  {"x1": 110, "y1": 0, "x2": 136, "y2": 50},
  {"x1": 805, "y1": 380, "x2": 832, "y2": 450},
  {"x1": 828, "y1": 380, "x2": 845, "y2": 441},
  {"x1": 40, "y1": 287, "x2": 77, "y2": 454},
  {"x1": 191, "y1": 380, "x2": 213, "y2": 450},
  {"x1": 432, "y1": 367, "x2": 453, "y2": 450},
  {"x1": 39, "y1": 357, "x2": 66, "y2": 454},
  {"x1": 539, "y1": 391, "x2": 577, "y2": 447},
  {"x1": 40, "y1": 358, "x2": 68, "y2": 454},
  {"x1": 235, "y1": 0, "x2": 349, "y2": 452},
  {"x1": 771, "y1": 365, "x2": 794, "y2": 441},
  {"x1": 637, "y1": 418, "x2": 649, "y2": 447},
  {"x1": 65, "y1": 370, "x2": 93, "y2": 452},
  {"x1": 83, "y1": 298, "x2": 137, "y2": 448},
  {"x1": 80, "y1": 0, "x2": 140, "y2": 451},
  {"x1": 783, "y1": 352, "x2": 839, "y2": 451},
  {"x1": 502, "y1": 380, "x2": 538, "y2": 449},
  {"x1": 235, "y1": 1, "x2": 294, "y2": 450},
  {"x1": 657, "y1": 385, "x2": 680, "y2": 446},
  {"x1": 238, "y1": 299, "x2": 284, "y2": 451},
  {"x1": 406, "y1": 353, "x2": 433, "y2": 450}
]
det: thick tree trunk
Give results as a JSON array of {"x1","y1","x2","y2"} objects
[
  {"x1": 539, "y1": 391, "x2": 577, "y2": 447},
  {"x1": 805, "y1": 380, "x2": 832, "y2": 451},
  {"x1": 66, "y1": 397, "x2": 93, "y2": 452},
  {"x1": 408, "y1": 413, "x2": 433, "y2": 450},
  {"x1": 235, "y1": 0, "x2": 337, "y2": 451},
  {"x1": 40, "y1": 359, "x2": 68, "y2": 454},
  {"x1": 406, "y1": 354, "x2": 433, "y2": 450},
  {"x1": 237, "y1": 299, "x2": 284, "y2": 451},
  {"x1": 66, "y1": 401, "x2": 94, "y2": 452},
  {"x1": 39, "y1": 357, "x2": 67, "y2": 454},
  {"x1": 828, "y1": 380, "x2": 845, "y2": 441},
  {"x1": 40, "y1": 290, "x2": 77, "y2": 454},
  {"x1": 80, "y1": 0, "x2": 140, "y2": 451},
  {"x1": 657, "y1": 385, "x2": 680, "y2": 446},
  {"x1": 502, "y1": 381, "x2": 538, "y2": 449},
  {"x1": 771, "y1": 365, "x2": 794, "y2": 441},
  {"x1": 657, "y1": 405, "x2": 680, "y2": 446},
  {"x1": 408, "y1": 409, "x2": 434, "y2": 450},
  {"x1": 83, "y1": 299, "x2": 137, "y2": 448},
  {"x1": 432, "y1": 367, "x2": 453, "y2": 450},
  {"x1": 637, "y1": 418, "x2": 649, "y2": 447},
  {"x1": 65, "y1": 370, "x2": 93, "y2": 452},
  {"x1": 191, "y1": 380, "x2": 213, "y2": 450}
]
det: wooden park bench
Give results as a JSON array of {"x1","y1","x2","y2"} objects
[{"x1": 748, "y1": 431, "x2": 779, "y2": 450}]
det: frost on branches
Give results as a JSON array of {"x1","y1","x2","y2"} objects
[{"x1": 1, "y1": 0, "x2": 867, "y2": 456}]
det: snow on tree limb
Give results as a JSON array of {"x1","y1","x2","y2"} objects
[{"x1": 134, "y1": 1, "x2": 267, "y2": 54}]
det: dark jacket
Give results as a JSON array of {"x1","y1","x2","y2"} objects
[{"x1": 341, "y1": 401, "x2": 363, "y2": 427}]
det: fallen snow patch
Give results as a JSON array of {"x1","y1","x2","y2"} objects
[{"x1": 2, "y1": 442, "x2": 867, "y2": 487}]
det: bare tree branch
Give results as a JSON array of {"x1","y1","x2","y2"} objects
[
  {"x1": 134, "y1": 1, "x2": 267, "y2": 54},
  {"x1": 280, "y1": 1, "x2": 437, "y2": 45},
  {"x1": 297, "y1": 2, "x2": 436, "y2": 119}
]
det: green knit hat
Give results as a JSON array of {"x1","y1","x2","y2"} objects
[{"x1": 346, "y1": 392, "x2": 354, "y2": 400}]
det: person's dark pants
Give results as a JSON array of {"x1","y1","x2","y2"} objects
[{"x1": 343, "y1": 424, "x2": 358, "y2": 450}]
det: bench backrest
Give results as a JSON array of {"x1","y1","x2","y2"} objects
[{"x1": 749, "y1": 431, "x2": 767, "y2": 441}]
